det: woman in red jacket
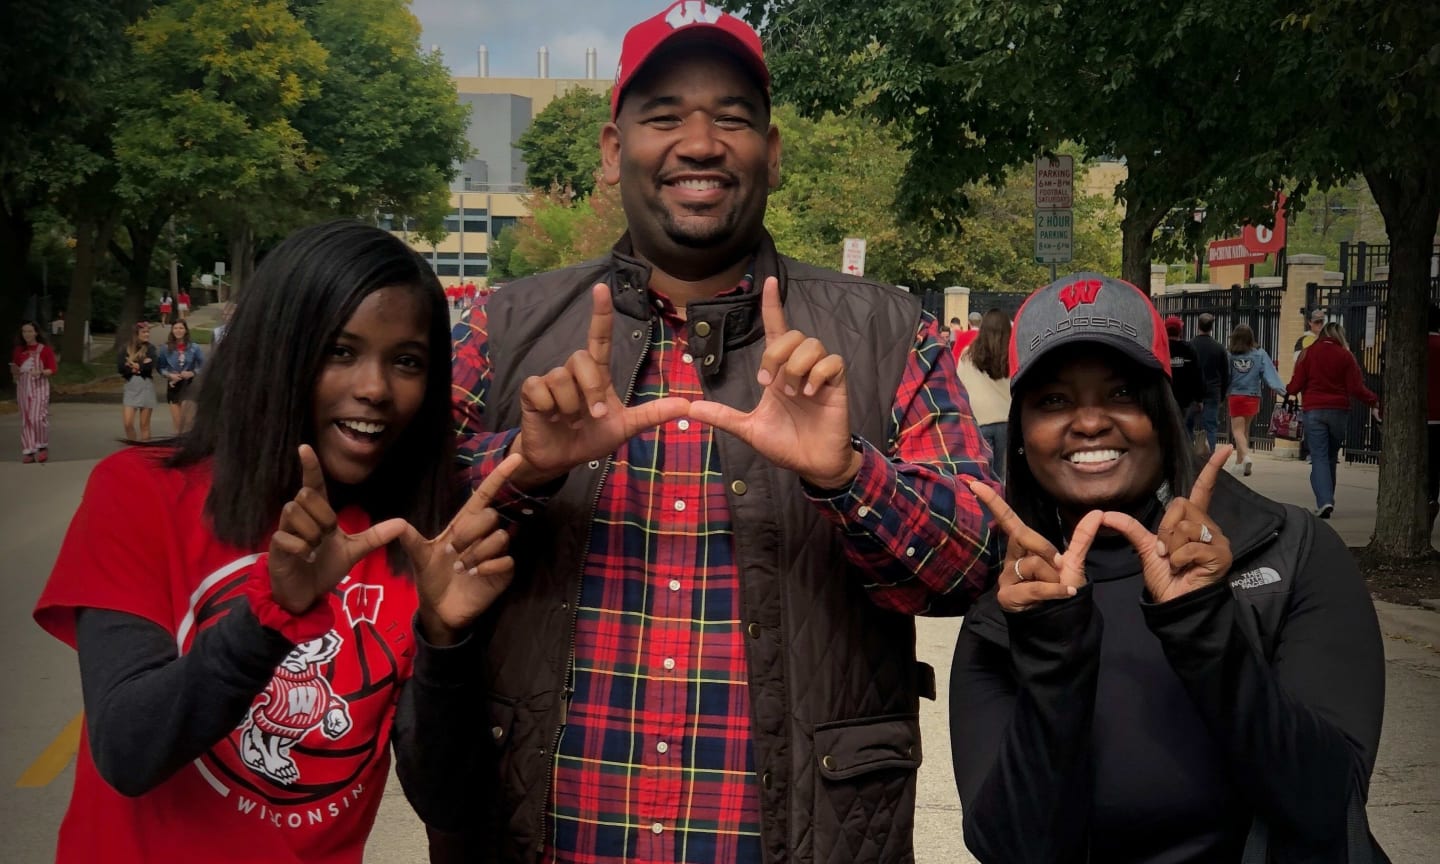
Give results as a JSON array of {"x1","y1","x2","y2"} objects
[{"x1": 1287, "y1": 322, "x2": 1379, "y2": 518}]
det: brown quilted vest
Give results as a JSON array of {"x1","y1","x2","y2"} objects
[{"x1": 471, "y1": 233, "x2": 935, "y2": 863}]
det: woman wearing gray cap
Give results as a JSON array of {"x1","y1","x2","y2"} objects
[{"x1": 948, "y1": 273, "x2": 1387, "y2": 863}]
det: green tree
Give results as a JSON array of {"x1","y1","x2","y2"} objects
[
  {"x1": 293, "y1": 0, "x2": 471, "y2": 242},
  {"x1": 742, "y1": 0, "x2": 1300, "y2": 288},
  {"x1": 0, "y1": 0, "x2": 135, "y2": 384},
  {"x1": 1272, "y1": 1, "x2": 1440, "y2": 558},
  {"x1": 516, "y1": 87, "x2": 610, "y2": 197}
]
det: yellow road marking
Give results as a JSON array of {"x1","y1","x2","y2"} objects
[{"x1": 16, "y1": 712, "x2": 83, "y2": 788}]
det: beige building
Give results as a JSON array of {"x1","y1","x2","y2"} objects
[{"x1": 398, "y1": 59, "x2": 609, "y2": 284}]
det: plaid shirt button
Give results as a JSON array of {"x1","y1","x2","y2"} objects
[
  {"x1": 663, "y1": 657, "x2": 676, "y2": 670},
  {"x1": 656, "y1": 741, "x2": 669, "y2": 754},
  {"x1": 651, "y1": 822, "x2": 664, "y2": 835}
]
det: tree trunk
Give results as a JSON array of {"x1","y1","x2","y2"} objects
[
  {"x1": 0, "y1": 204, "x2": 37, "y2": 392},
  {"x1": 60, "y1": 219, "x2": 104, "y2": 368},
  {"x1": 1119, "y1": 186, "x2": 1168, "y2": 293},
  {"x1": 1366, "y1": 162, "x2": 1440, "y2": 559},
  {"x1": 226, "y1": 225, "x2": 254, "y2": 301},
  {"x1": 110, "y1": 213, "x2": 166, "y2": 344}
]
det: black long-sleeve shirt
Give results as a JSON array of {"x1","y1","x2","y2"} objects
[{"x1": 950, "y1": 487, "x2": 1385, "y2": 863}]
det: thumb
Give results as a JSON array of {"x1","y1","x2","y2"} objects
[
  {"x1": 622, "y1": 396, "x2": 692, "y2": 438},
  {"x1": 686, "y1": 400, "x2": 750, "y2": 439},
  {"x1": 343, "y1": 517, "x2": 410, "y2": 565},
  {"x1": 394, "y1": 522, "x2": 430, "y2": 564}
]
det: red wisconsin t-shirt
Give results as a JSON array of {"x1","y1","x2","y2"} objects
[{"x1": 34, "y1": 448, "x2": 418, "y2": 864}]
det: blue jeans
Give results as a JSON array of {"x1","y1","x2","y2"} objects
[
  {"x1": 980, "y1": 422, "x2": 1007, "y2": 484},
  {"x1": 1193, "y1": 396, "x2": 1220, "y2": 451},
  {"x1": 1304, "y1": 408, "x2": 1349, "y2": 508}
]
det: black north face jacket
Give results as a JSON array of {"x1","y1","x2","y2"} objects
[{"x1": 950, "y1": 472, "x2": 1389, "y2": 863}]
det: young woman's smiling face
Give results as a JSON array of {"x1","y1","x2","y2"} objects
[
  {"x1": 311, "y1": 286, "x2": 431, "y2": 487},
  {"x1": 1019, "y1": 347, "x2": 1164, "y2": 517}
]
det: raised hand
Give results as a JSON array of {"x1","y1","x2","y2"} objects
[
  {"x1": 688, "y1": 277, "x2": 859, "y2": 489},
  {"x1": 400, "y1": 453, "x2": 524, "y2": 645},
  {"x1": 267, "y1": 445, "x2": 410, "y2": 615},
  {"x1": 516, "y1": 283, "x2": 690, "y2": 486},
  {"x1": 969, "y1": 480, "x2": 1102, "y2": 612},
  {"x1": 1102, "y1": 446, "x2": 1235, "y2": 604}
]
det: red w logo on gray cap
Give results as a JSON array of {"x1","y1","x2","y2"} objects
[{"x1": 1058, "y1": 278, "x2": 1103, "y2": 311}]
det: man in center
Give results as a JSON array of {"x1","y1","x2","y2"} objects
[{"x1": 394, "y1": 4, "x2": 999, "y2": 863}]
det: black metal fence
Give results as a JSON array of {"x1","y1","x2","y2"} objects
[
  {"x1": 917, "y1": 289, "x2": 1033, "y2": 323},
  {"x1": 1155, "y1": 284, "x2": 1287, "y2": 451},
  {"x1": 1337, "y1": 241, "x2": 1440, "y2": 286},
  {"x1": 1305, "y1": 277, "x2": 1440, "y2": 464}
]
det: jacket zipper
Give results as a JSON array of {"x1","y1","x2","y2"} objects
[{"x1": 533, "y1": 315, "x2": 654, "y2": 858}]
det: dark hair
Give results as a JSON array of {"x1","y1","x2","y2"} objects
[
  {"x1": 1228, "y1": 323, "x2": 1256, "y2": 354},
  {"x1": 1005, "y1": 344, "x2": 1195, "y2": 546},
  {"x1": 162, "y1": 220, "x2": 455, "y2": 570},
  {"x1": 969, "y1": 308, "x2": 1012, "y2": 380},
  {"x1": 15, "y1": 320, "x2": 48, "y2": 348},
  {"x1": 125, "y1": 321, "x2": 152, "y2": 363},
  {"x1": 167, "y1": 319, "x2": 191, "y2": 349},
  {"x1": 1197, "y1": 313, "x2": 1215, "y2": 333}
]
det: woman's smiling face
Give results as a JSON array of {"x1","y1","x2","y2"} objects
[{"x1": 1019, "y1": 346, "x2": 1164, "y2": 517}]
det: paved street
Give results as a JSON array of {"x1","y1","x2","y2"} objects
[{"x1": 0, "y1": 397, "x2": 1435, "y2": 862}]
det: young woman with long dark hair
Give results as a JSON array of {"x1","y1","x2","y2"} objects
[{"x1": 34, "y1": 220, "x2": 521, "y2": 864}]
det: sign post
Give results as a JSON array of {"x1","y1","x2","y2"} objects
[
  {"x1": 842, "y1": 237, "x2": 867, "y2": 278},
  {"x1": 1034, "y1": 156, "x2": 1074, "y2": 279}
]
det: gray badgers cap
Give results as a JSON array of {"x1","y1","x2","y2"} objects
[{"x1": 1009, "y1": 272, "x2": 1172, "y2": 393}]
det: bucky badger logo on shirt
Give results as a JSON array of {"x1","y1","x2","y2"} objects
[{"x1": 240, "y1": 632, "x2": 354, "y2": 785}]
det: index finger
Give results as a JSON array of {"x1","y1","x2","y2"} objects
[
  {"x1": 458, "y1": 453, "x2": 525, "y2": 520},
  {"x1": 587, "y1": 283, "x2": 614, "y2": 368},
  {"x1": 760, "y1": 276, "x2": 788, "y2": 342},
  {"x1": 967, "y1": 479, "x2": 1061, "y2": 567},
  {"x1": 1057, "y1": 510, "x2": 1104, "y2": 588},
  {"x1": 298, "y1": 444, "x2": 327, "y2": 497},
  {"x1": 1189, "y1": 445, "x2": 1233, "y2": 512}
]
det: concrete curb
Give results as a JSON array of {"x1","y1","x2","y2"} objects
[{"x1": 1375, "y1": 600, "x2": 1440, "y2": 649}]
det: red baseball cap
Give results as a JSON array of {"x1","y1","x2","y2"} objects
[
  {"x1": 1164, "y1": 315, "x2": 1184, "y2": 336},
  {"x1": 611, "y1": 2, "x2": 770, "y2": 119}
]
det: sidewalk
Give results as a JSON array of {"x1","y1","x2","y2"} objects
[{"x1": 1238, "y1": 452, "x2": 1439, "y2": 647}]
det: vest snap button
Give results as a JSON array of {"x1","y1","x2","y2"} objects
[
  {"x1": 730, "y1": 480, "x2": 748, "y2": 495},
  {"x1": 703, "y1": 353, "x2": 716, "y2": 366},
  {"x1": 747, "y1": 622, "x2": 761, "y2": 639},
  {"x1": 761, "y1": 771, "x2": 772, "y2": 789},
  {"x1": 491, "y1": 725, "x2": 505, "y2": 740},
  {"x1": 694, "y1": 321, "x2": 712, "y2": 337},
  {"x1": 821, "y1": 755, "x2": 836, "y2": 770},
  {"x1": 631, "y1": 329, "x2": 643, "y2": 340}
]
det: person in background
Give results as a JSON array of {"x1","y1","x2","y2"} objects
[
  {"x1": 119, "y1": 321, "x2": 158, "y2": 441},
  {"x1": 177, "y1": 289, "x2": 192, "y2": 321},
  {"x1": 1225, "y1": 324, "x2": 1286, "y2": 476},
  {"x1": 32, "y1": 219, "x2": 519, "y2": 864},
  {"x1": 1163, "y1": 315, "x2": 1203, "y2": 432},
  {"x1": 210, "y1": 303, "x2": 235, "y2": 348},
  {"x1": 1189, "y1": 313, "x2": 1229, "y2": 454},
  {"x1": 1293, "y1": 307, "x2": 1325, "y2": 361},
  {"x1": 11, "y1": 320, "x2": 58, "y2": 463},
  {"x1": 939, "y1": 324, "x2": 952, "y2": 346},
  {"x1": 462, "y1": 280, "x2": 477, "y2": 308},
  {"x1": 950, "y1": 272, "x2": 1387, "y2": 864},
  {"x1": 952, "y1": 309, "x2": 983, "y2": 361},
  {"x1": 157, "y1": 320, "x2": 204, "y2": 434},
  {"x1": 397, "y1": 6, "x2": 1000, "y2": 861},
  {"x1": 51, "y1": 310, "x2": 66, "y2": 337},
  {"x1": 956, "y1": 308, "x2": 1013, "y2": 482},
  {"x1": 1288, "y1": 322, "x2": 1380, "y2": 519},
  {"x1": 159, "y1": 293, "x2": 174, "y2": 326}
]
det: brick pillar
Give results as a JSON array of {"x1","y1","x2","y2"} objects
[
  {"x1": 944, "y1": 286, "x2": 970, "y2": 327},
  {"x1": 1150, "y1": 265, "x2": 1168, "y2": 296}
]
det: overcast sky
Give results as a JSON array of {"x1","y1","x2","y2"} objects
[{"x1": 411, "y1": 0, "x2": 676, "y2": 80}]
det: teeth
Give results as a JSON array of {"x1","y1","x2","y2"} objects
[
  {"x1": 675, "y1": 178, "x2": 722, "y2": 190},
  {"x1": 1068, "y1": 449, "x2": 1121, "y2": 464},
  {"x1": 339, "y1": 420, "x2": 385, "y2": 435}
]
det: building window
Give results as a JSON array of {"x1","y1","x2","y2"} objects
[{"x1": 491, "y1": 215, "x2": 519, "y2": 238}]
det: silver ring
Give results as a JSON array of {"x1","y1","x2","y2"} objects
[
  {"x1": 1013, "y1": 557, "x2": 1027, "y2": 581},
  {"x1": 1199, "y1": 524, "x2": 1213, "y2": 544}
]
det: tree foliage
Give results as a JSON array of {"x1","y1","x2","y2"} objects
[
  {"x1": 740, "y1": 0, "x2": 1304, "y2": 287},
  {"x1": 516, "y1": 87, "x2": 610, "y2": 198}
]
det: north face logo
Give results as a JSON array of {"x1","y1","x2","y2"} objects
[
  {"x1": 666, "y1": 1, "x2": 724, "y2": 28},
  {"x1": 1058, "y1": 278, "x2": 1103, "y2": 312}
]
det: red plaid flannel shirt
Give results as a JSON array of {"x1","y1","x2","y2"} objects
[{"x1": 451, "y1": 284, "x2": 997, "y2": 864}]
